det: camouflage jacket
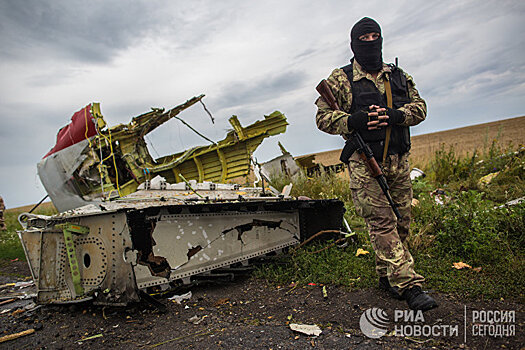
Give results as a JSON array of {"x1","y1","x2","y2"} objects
[{"x1": 315, "y1": 60, "x2": 427, "y2": 135}]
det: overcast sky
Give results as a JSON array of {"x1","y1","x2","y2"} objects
[{"x1": 1, "y1": 0, "x2": 524, "y2": 208}]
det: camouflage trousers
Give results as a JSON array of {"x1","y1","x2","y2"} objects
[{"x1": 348, "y1": 152, "x2": 424, "y2": 292}]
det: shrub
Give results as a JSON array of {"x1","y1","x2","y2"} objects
[
  {"x1": 412, "y1": 191, "x2": 523, "y2": 266},
  {"x1": 258, "y1": 142, "x2": 525, "y2": 300}
]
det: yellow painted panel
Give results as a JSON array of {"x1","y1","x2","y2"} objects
[{"x1": 193, "y1": 157, "x2": 204, "y2": 182}]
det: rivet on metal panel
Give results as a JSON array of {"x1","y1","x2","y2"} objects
[{"x1": 55, "y1": 223, "x2": 90, "y2": 296}]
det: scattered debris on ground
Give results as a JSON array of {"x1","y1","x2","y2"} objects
[
  {"x1": 0, "y1": 260, "x2": 523, "y2": 349},
  {"x1": 289, "y1": 323, "x2": 322, "y2": 336}
]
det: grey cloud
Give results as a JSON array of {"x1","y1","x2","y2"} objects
[
  {"x1": 0, "y1": 1, "x2": 160, "y2": 63},
  {"x1": 2, "y1": 0, "x2": 525, "y2": 208},
  {"x1": 293, "y1": 48, "x2": 319, "y2": 60},
  {"x1": 386, "y1": 5, "x2": 525, "y2": 104},
  {"x1": 0, "y1": 1, "x2": 236, "y2": 64},
  {"x1": 0, "y1": 163, "x2": 47, "y2": 209},
  {"x1": 0, "y1": 105, "x2": 68, "y2": 165},
  {"x1": 214, "y1": 70, "x2": 308, "y2": 109},
  {"x1": 26, "y1": 67, "x2": 88, "y2": 87},
  {"x1": 420, "y1": 48, "x2": 525, "y2": 101}
]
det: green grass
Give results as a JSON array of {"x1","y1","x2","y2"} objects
[
  {"x1": 415, "y1": 254, "x2": 525, "y2": 300},
  {"x1": 257, "y1": 142, "x2": 525, "y2": 301},
  {"x1": 3, "y1": 141, "x2": 524, "y2": 301},
  {"x1": 254, "y1": 243, "x2": 377, "y2": 289},
  {"x1": 0, "y1": 203, "x2": 57, "y2": 260}
]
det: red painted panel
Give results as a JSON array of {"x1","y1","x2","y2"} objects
[{"x1": 44, "y1": 104, "x2": 97, "y2": 158}]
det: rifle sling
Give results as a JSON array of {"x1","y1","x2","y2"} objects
[{"x1": 383, "y1": 78, "x2": 393, "y2": 163}]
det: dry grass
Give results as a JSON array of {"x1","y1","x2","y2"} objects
[
  {"x1": 5, "y1": 201, "x2": 56, "y2": 213},
  {"x1": 409, "y1": 116, "x2": 525, "y2": 168},
  {"x1": 1, "y1": 201, "x2": 57, "y2": 260},
  {"x1": 302, "y1": 116, "x2": 525, "y2": 170}
]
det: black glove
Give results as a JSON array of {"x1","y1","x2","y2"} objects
[
  {"x1": 346, "y1": 110, "x2": 369, "y2": 130},
  {"x1": 385, "y1": 108, "x2": 405, "y2": 125}
]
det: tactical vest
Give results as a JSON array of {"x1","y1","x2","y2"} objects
[{"x1": 342, "y1": 62, "x2": 412, "y2": 161}]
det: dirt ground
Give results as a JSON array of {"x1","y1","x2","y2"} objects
[{"x1": 0, "y1": 260, "x2": 523, "y2": 350}]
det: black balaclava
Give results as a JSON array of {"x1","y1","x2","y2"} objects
[{"x1": 350, "y1": 17, "x2": 383, "y2": 72}]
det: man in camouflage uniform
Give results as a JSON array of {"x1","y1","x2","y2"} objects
[
  {"x1": 315, "y1": 17, "x2": 437, "y2": 311},
  {"x1": 0, "y1": 196, "x2": 6, "y2": 231}
]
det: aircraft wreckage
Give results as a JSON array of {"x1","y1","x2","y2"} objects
[
  {"x1": 18, "y1": 95, "x2": 345, "y2": 305},
  {"x1": 37, "y1": 94, "x2": 290, "y2": 212}
]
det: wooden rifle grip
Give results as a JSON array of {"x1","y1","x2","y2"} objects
[
  {"x1": 316, "y1": 80, "x2": 340, "y2": 111},
  {"x1": 358, "y1": 153, "x2": 382, "y2": 178}
]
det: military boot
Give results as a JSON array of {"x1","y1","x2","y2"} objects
[
  {"x1": 402, "y1": 286, "x2": 438, "y2": 311},
  {"x1": 378, "y1": 277, "x2": 403, "y2": 300}
]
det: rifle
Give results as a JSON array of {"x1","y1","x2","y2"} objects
[{"x1": 316, "y1": 79, "x2": 402, "y2": 219}]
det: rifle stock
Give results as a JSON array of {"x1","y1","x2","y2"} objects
[
  {"x1": 316, "y1": 80, "x2": 340, "y2": 110},
  {"x1": 316, "y1": 79, "x2": 402, "y2": 220}
]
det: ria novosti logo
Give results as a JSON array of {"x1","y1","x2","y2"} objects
[
  {"x1": 359, "y1": 307, "x2": 516, "y2": 341},
  {"x1": 359, "y1": 308, "x2": 390, "y2": 338},
  {"x1": 359, "y1": 307, "x2": 466, "y2": 339}
]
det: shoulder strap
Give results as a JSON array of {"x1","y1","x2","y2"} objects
[
  {"x1": 382, "y1": 78, "x2": 393, "y2": 163},
  {"x1": 389, "y1": 64, "x2": 408, "y2": 92},
  {"x1": 340, "y1": 63, "x2": 355, "y2": 113},
  {"x1": 341, "y1": 63, "x2": 353, "y2": 83},
  {"x1": 384, "y1": 79, "x2": 393, "y2": 108}
]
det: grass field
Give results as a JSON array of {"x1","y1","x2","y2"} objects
[
  {"x1": 305, "y1": 115, "x2": 525, "y2": 169},
  {"x1": 2, "y1": 117, "x2": 524, "y2": 300},
  {"x1": 409, "y1": 115, "x2": 525, "y2": 168},
  {"x1": 261, "y1": 119, "x2": 525, "y2": 301},
  {"x1": 1, "y1": 202, "x2": 57, "y2": 260}
]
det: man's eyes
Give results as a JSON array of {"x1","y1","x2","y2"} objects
[{"x1": 359, "y1": 34, "x2": 380, "y2": 41}]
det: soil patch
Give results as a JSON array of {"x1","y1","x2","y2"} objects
[{"x1": 0, "y1": 260, "x2": 522, "y2": 349}]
